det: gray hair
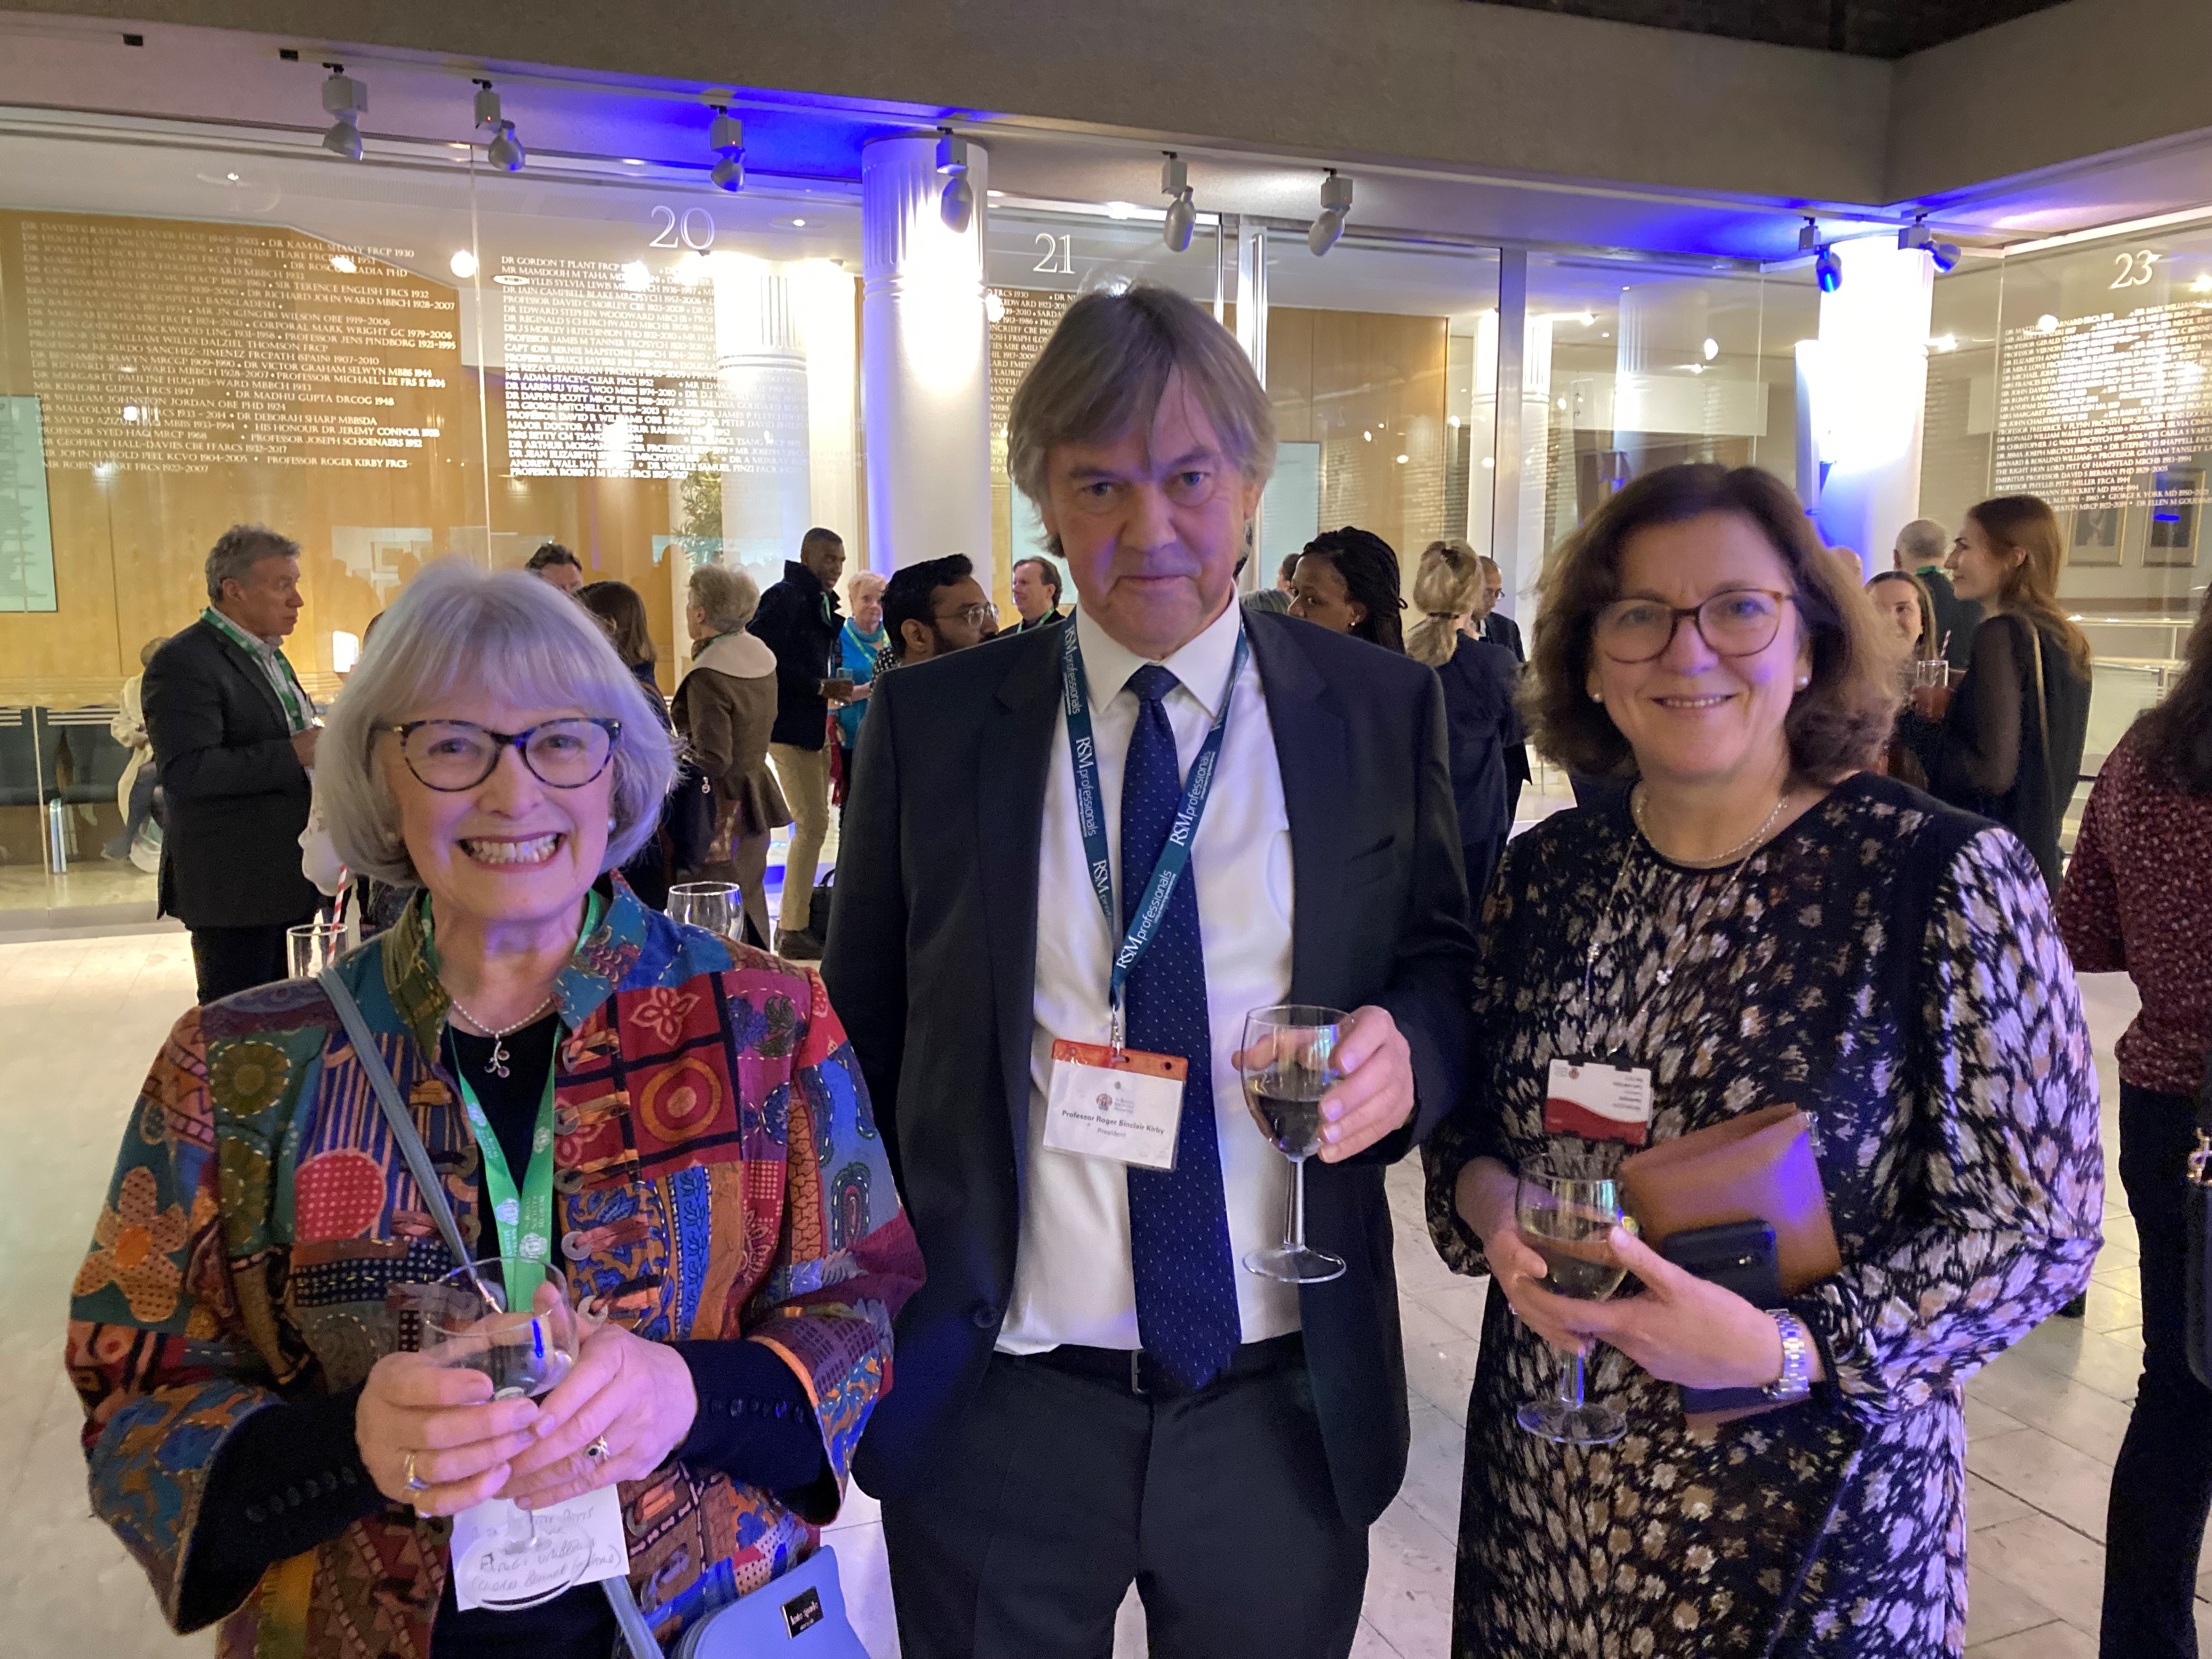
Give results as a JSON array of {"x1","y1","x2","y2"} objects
[
  {"x1": 1895, "y1": 518, "x2": 1948, "y2": 565},
  {"x1": 1007, "y1": 284, "x2": 1276, "y2": 514},
  {"x1": 319, "y1": 560, "x2": 676, "y2": 887},
  {"x1": 204, "y1": 525, "x2": 301, "y2": 601},
  {"x1": 847, "y1": 570, "x2": 888, "y2": 602},
  {"x1": 688, "y1": 563, "x2": 760, "y2": 634}
]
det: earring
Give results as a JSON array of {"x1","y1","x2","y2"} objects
[
  {"x1": 1589, "y1": 690, "x2": 1604, "y2": 704},
  {"x1": 607, "y1": 814, "x2": 617, "y2": 832},
  {"x1": 1795, "y1": 676, "x2": 1809, "y2": 690}
]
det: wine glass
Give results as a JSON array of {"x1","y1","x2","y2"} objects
[
  {"x1": 421, "y1": 1258, "x2": 580, "y2": 1582},
  {"x1": 1235, "y1": 1005, "x2": 1348, "y2": 1285},
  {"x1": 1513, "y1": 1151, "x2": 1629, "y2": 1446},
  {"x1": 667, "y1": 881, "x2": 738, "y2": 940}
]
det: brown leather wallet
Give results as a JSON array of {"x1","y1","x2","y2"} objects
[{"x1": 1617, "y1": 1103, "x2": 1842, "y2": 1295}]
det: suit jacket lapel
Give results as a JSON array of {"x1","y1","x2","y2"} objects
[
  {"x1": 978, "y1": 632, "x2": 1063, "y2": 1190},
  {"x1": 1246, "y1": 617, "x2": 1350, "y2": 1009}
]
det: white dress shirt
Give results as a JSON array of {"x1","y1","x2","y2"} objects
[{"x1": 998, "y1": 598, "x2": 1301, "y2": 1354}]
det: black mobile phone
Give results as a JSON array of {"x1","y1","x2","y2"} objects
[{"x1": 1661, "y1": 1220, "x2": 1784, "y2": 1418}]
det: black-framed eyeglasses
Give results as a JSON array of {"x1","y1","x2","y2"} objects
[
  {"x1": 1592, "y1": 589, "x2": 1795, "y2": 664},
  {"x1": 385, "y1": 718, "x2": 621, "y2": 792}
]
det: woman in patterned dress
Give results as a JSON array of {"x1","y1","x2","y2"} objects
[
  {"x1": 1424, "y1": 464, "x2": 2102, "y2": 1658},
  {"x1": 66, "y1": 562, "x2": 922, "y2": 1658}
]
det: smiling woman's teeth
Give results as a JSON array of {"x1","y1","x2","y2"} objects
[
  {"x1": 1658, "y1": 694, "x2": 1731, "y2": 709},
  {"x1": 461, "y1": 834, "x2": 561, "y2": 865}
]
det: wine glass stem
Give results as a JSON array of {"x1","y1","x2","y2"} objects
[
  {"x1": 1286, "y1": 1153, "x2": 1308, "y2": 1250},
  {"x1": 1559, "y1": 1347, "x2": 1587, "y2": 1409}
]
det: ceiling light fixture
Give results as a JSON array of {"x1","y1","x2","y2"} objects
[
  {"x1": 1308, "y1": 170, "x2": 1352, "y2": 257},
  {"x1": 1899, "y1": 216, "x2": 1961, "y2": 273},
  {"x1": 1797, "y1": 216, "x2": 1822, "y2": 254},
  {"x1": 708, "y1": 106, "x2": 744, "y2": 193},
  {"x1": 320, "y1": 63, "x2": 366, "y2": 161},
  {"x1": 936, "y1": 129, "x2": 974, "y2": 234},
  {"x1": 449, "y1": 249, "x2": 478, "y2": 279},
  {"x1": 1161, "y1": 153, "x2": 1195, "y2": 253},
  {"x1": 1702, "y1": 336, "x2": 1719, "y2": 360},
  {"x1": 1814, "y1": 245, "x2": 1844, "y2": 294},
  {"x1": 475, "y1": 81, "x2": 526, "y2": 173}
]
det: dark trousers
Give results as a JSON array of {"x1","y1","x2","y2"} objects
[
  {"x1": 189, "y1": 923, "x2": 297, "y2": 1006},
  {"x1": 2101, "y1": 1082, "x2": 2212, "y2": 1658},
  {"x1": 881, "y1": 1347, "x2": 1367, "y2": 1659}
]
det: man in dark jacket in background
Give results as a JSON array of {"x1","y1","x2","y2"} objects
[
  {"x1": 144, "y1": 524, "x2": 324, "y2": 1005},
  {"x1": 750, "y1": 526, "x2": 848, "y2": 957}
]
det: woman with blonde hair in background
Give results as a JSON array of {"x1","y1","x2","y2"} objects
[
  {"x1": 1409, "y1": 539, "x2": 1521, "y2": 898},
  {"x1": 673, "y1": 562, "x2": 791, "y2": 948},
  {"x1": 1900, "y1": 494, "x2": 2093, "y2": 895}
]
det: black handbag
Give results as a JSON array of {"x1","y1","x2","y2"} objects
[
  {"x1": 666, "y1": 756, "x2": 716, "y2": 874},
  {"x1": 2183, "y1": 1046, "x2": 2212, "y2": 1388}
]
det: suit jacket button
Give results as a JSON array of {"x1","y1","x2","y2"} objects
[{"x1": 970, "y1": 1302, "x2": 999, "y2": 1329}]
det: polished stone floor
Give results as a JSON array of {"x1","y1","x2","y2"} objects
[{"x1": 0, "y1": 924, "x2": 2157, "y2": 1658}]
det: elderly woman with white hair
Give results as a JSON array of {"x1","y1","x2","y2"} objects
[
  {"x1": 67, "y1": 561, "x2": 922, "y2": 1659},
  {"x1": 674, "y1": 562, "x2": 791, "y2": 949}
]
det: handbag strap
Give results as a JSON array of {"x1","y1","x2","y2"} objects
[
  {"x1": 2018, "y1": 613, "x2": 2053, "y2": 795},
  {"x1": 312, "y1": 967, "x2": 668, "y2": 1659}
]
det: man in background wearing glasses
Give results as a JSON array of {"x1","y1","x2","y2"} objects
[{"x1": 878, "y1": 554, "x2": 1000, "y2": 669}]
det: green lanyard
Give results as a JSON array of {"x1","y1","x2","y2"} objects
[
  {"x1": 427, "y1": 891, "x2": 602, "y2": 1303},
  {"x1": 200, "y1": 606, "x2": 313, "y2": 733}
]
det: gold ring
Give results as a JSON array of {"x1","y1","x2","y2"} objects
[{"x1": 403, "y1": 1451, "x2": 428, "y2": 1492}]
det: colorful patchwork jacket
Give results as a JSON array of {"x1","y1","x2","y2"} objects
[{"x1": 65, "y1": 877, "x2": 923, "y2": 1657}]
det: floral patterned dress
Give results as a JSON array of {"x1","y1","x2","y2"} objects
[{"x1": 1423, "y1": 775, "x2": 2103, "y2": 1657}]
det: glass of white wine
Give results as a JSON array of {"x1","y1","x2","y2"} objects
[
  {"x1": 420, "y1": 1257, "x2": 581, "y2": 1592},
  {"x1": 1513, "y1": 1152, "x2": 1629, "y2": 1446}
]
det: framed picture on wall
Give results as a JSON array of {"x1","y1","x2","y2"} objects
[
  {"x1": 2143, "y1": 467, "x2": 2206, "y2": 567},
  {"x1": 2065, "y1": 505, "x2": 2125, "y2": 567}
]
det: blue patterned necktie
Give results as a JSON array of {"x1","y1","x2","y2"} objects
[{"x1": 1120, "y1": 663, "x2": 1242, "y2": 1391}]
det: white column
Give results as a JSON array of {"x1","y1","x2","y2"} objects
[
  {"x1": 793, "y1": 259, "x2": 860, "y2": 560},
  {"x1": 860, "y1": 133, "x2": 993, "y2": 578},
  {"x1": 1810, "y1": 240, "x2": 1934, "y2": 573},
  {"x1": 710, "y1": 254, "x2": 813, "y2": 578}
]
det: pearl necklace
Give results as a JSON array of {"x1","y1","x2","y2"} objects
[{"x1": 443, "y1": 992, "x2": 556, "y2": 1079}]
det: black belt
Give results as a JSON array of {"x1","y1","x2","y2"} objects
[{"x1": 1015, "y1": 1332, "x2": 1304, "y2": 1399}]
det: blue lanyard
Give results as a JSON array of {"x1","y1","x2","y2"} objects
[{"x1": 1061, "y1": 618, "x2": 1248, "y2": 1048}]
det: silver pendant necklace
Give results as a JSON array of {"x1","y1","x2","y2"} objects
[
  {"x1": 443, "y1": 992, "x2": 556, "y2": 1079},
  {"x1": 1583, "y1": 787, "x2": 1792, "y2": 998}
]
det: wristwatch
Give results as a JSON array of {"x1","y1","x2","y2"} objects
[{"x1": 1764, "y1": 1310, "x2": 1813, "y2": 1403}]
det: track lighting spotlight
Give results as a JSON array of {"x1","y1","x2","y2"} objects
[
  {"x1": 320, "y1": 63, "x2": 365, "y2": 161},
  {"x1": 472, "y1": 81, "x2": 525, "y2": 172},
  {"x1": 1899, "y1": 218, "x2": 1962, "y2": 273},
  {"x1": 1814, "y1": 245, "x2": 1844, "y2": 294},
  {"x1": 1308, "y1": 170, "x2": 1352, "y2": 257},
  {"x1": 708, "y1": 106, "x2": 744, "y2": 193},
  {"x1": 941, "y1": 173, "x2": 975, "y2": 234},
  {"x1": 1161, "y1": 153, "x2": 1195, "y2": 253},
  {"x1": 1797, "y1": 216, "x2": 1822, "y2": 254},
  {"x1": 936, "y1": 130, "x2": 974, "y2": 234}
]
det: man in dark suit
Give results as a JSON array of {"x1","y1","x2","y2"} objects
[
  {"x1": 825, "y1": 286, "x2": 1474, "y2": 1659},
  {"x1": 750, "y1": 526, "x2": 848, "y2": 957},
  {"x1": 1474, "y1": 552, "x2": 1531, "y2": 822},
  {"x1": 1008, "y1": 554, "x2": 1067, "y2": 633},
  {"x1": 1895, "y1": 516, "x2": 1980, "y2": 670},
  {"x1": 144, "y1": 525, "x2": 324, "y2": 1005}
]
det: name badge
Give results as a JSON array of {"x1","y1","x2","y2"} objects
[
  {"x1": 1544, "y1": 1056, "x2": 1655, "y2": 1144},
  {"x1": 449, "y1": 1487, "x2": 630, "y2": 1613},
  {"x1": 1045, "y1": 1040, "x2": 1189, "y2": 1171}
]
